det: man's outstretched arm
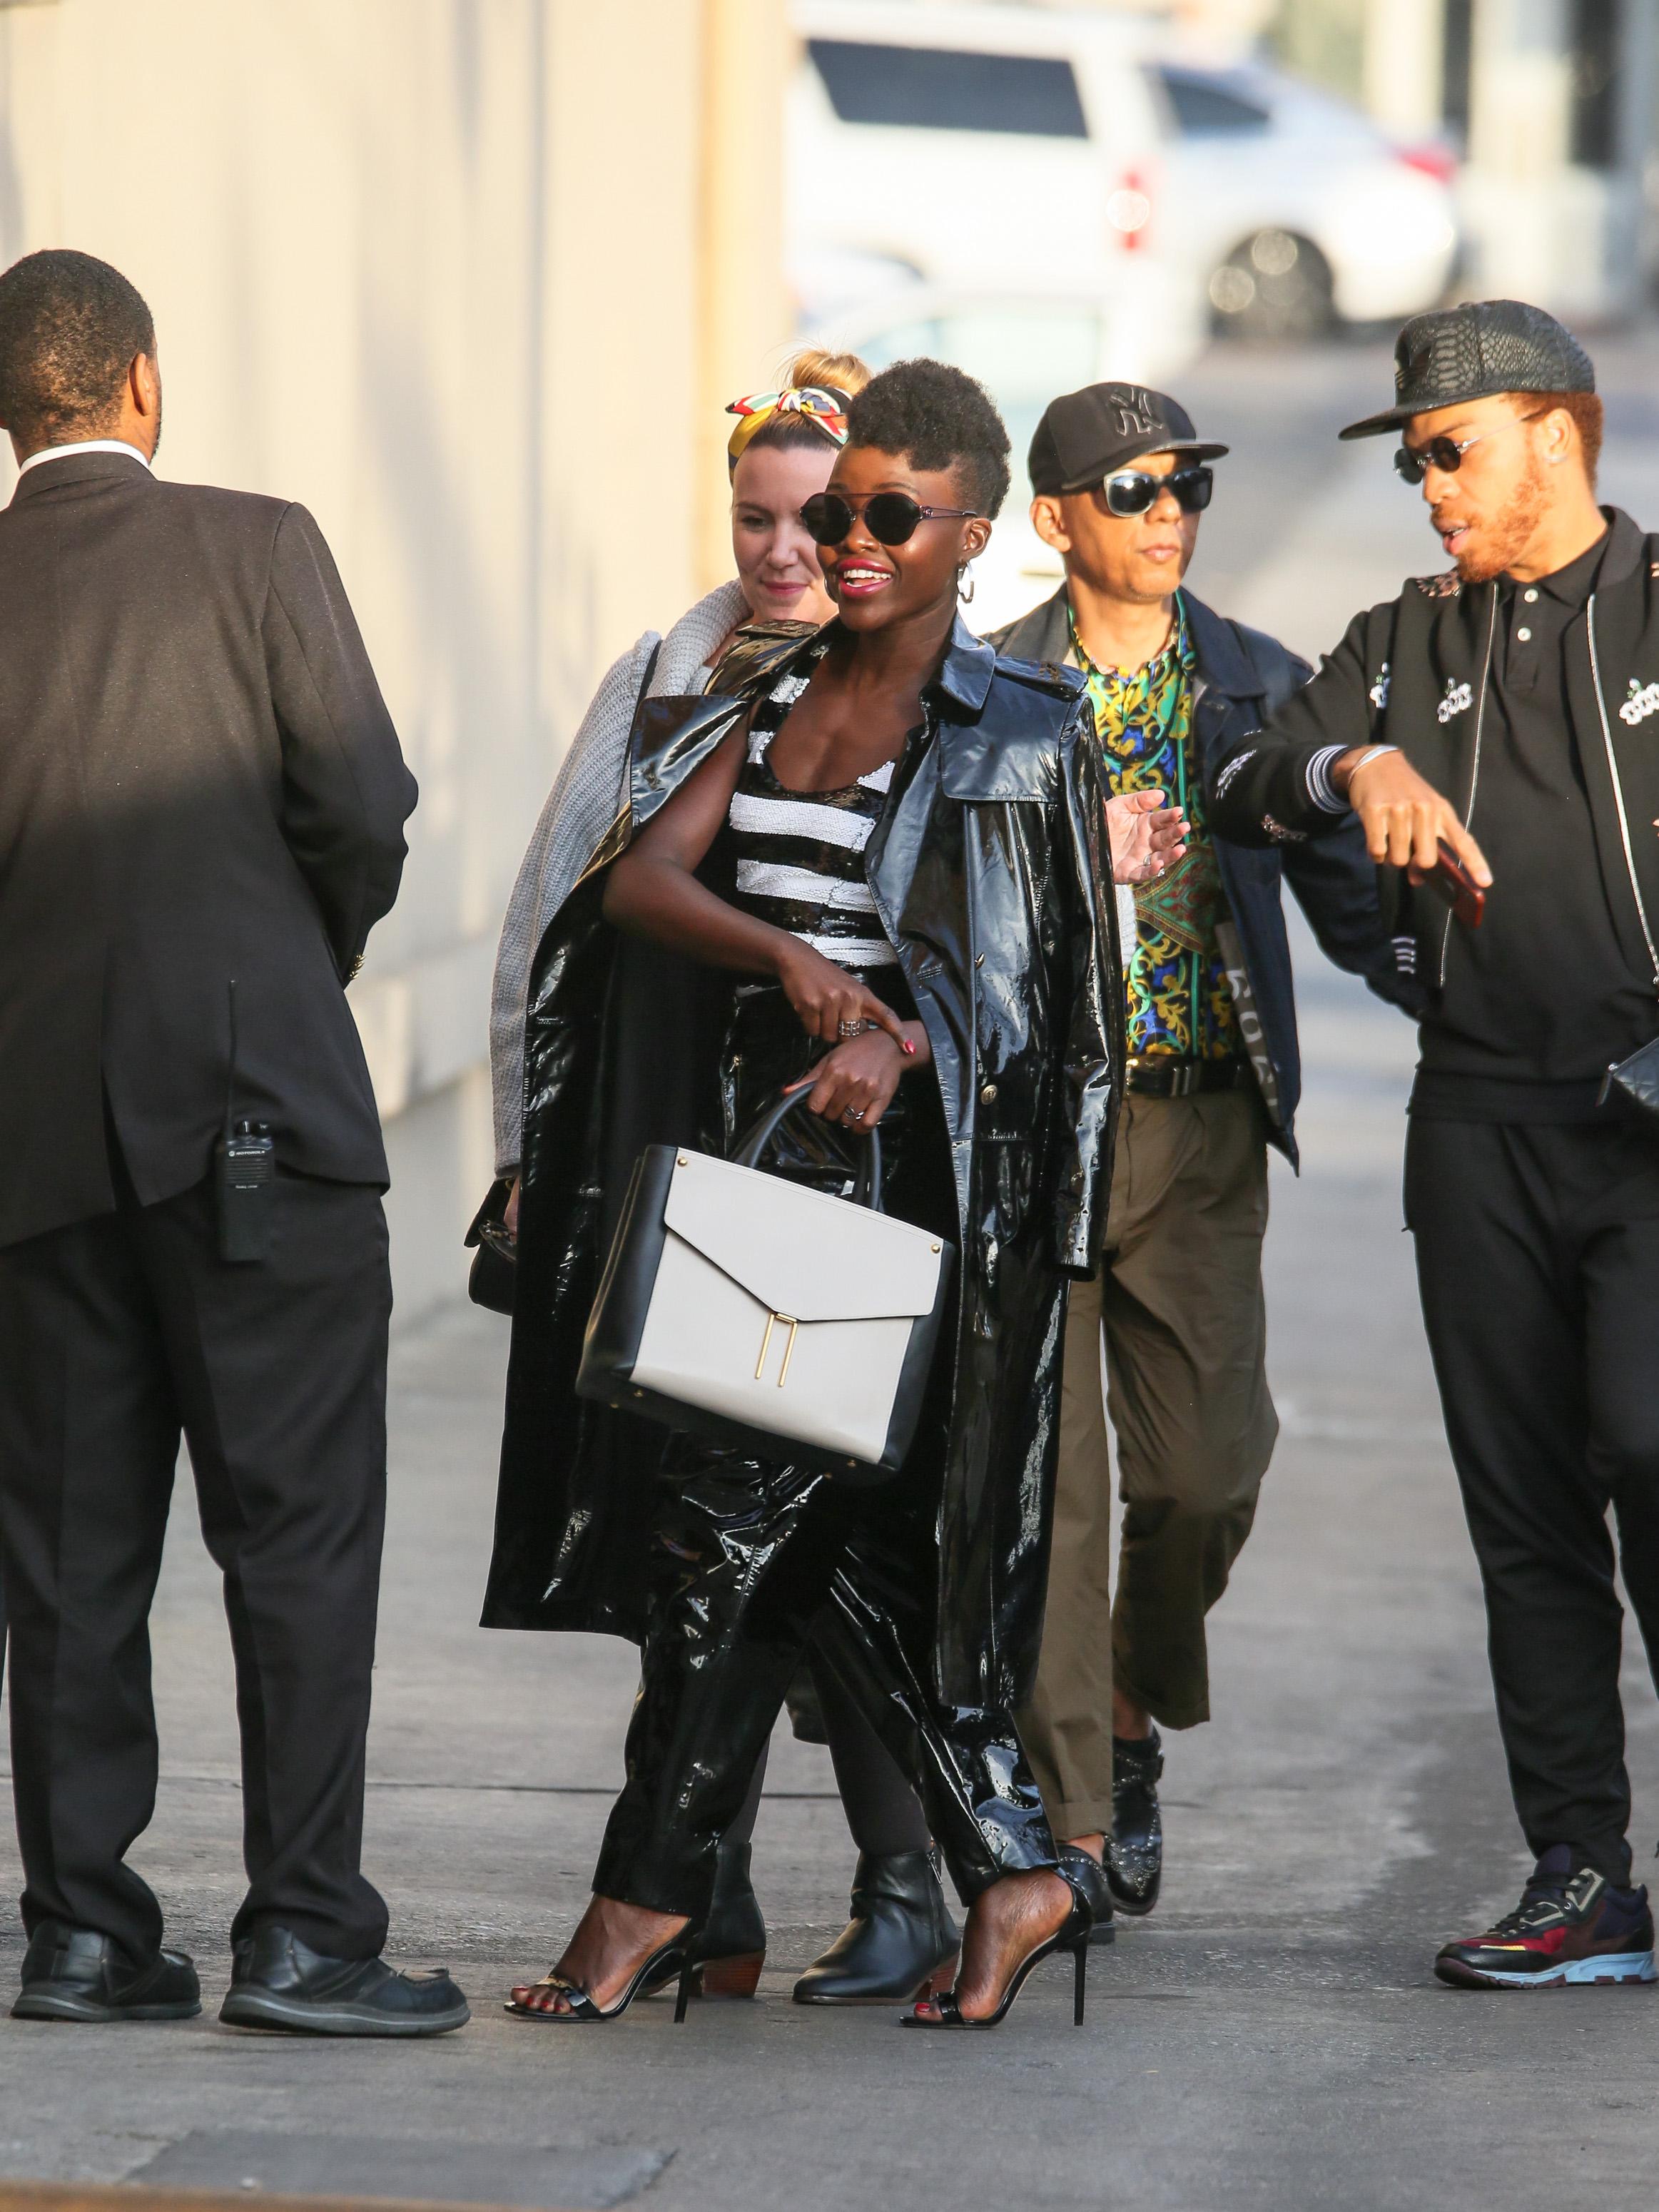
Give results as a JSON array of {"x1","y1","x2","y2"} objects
[{"x1": 1207, "y1": 609, "x2": 1490, "y2": 887}]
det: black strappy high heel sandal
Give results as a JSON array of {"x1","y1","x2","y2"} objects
[
  {"x1": 504, "y1": 1932, "x2": 699, "y2": 2024},
  {"x1": 898, "y1": 1863, "x2": 1092, "y2": 2031}
]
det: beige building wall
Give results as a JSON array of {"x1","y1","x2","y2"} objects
[{"x1": 0, "y1": 0, "x2": 790, "y2": 1321}]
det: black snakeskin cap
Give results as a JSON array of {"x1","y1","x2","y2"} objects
[{"x1": 1339, "y1": 299, "x2": 1595, "y2": 440}]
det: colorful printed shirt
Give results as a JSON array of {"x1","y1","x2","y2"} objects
[{"x1": 1070, "y1": 599, "x2": 1240, "y2": 1061}]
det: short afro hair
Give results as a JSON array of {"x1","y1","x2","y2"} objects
[
  {"x1": 844, "y1": 358, "x2": 1011, "y2": 518},
  {"x1": 0, "y1": 249, "x2": 155, "y2": 452}
]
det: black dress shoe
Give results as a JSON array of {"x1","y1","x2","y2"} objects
[
  {"x1": 642, "y1": 1835, "x2": 766, "y2": 2001},
  {"x1": 219, "y1": 1926, "x2": 470, "y2": 2036},
  {"x1": 1057, "y1": 1844, "x2": 1117, "y2": 1948},
  {"x1": 1107, "y1": 1729, "x2": 1164, "y2": 1917},
  {"x1": 793, "y1": 1849, "x2": 960, "y2": 2005},
  {"x1": 13, "y1": 1922, "x2": 201, "y2": 2023}
]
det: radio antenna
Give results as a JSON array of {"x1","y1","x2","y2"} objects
[{"x1": 225, "y1": 978, "x2": 238, "y2": 1142}]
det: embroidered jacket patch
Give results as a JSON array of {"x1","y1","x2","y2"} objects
[
  {"x1": 1412, "y1": 571, "x2": 1463, "y2": 599},
  {"x1": 1436, "y1": 678, "x2": 1473, "y2": 724},
  {"x1": 1214, "y1": 749, "x2": 1255, "y2": 798},
  {"x1": 1620, "y1": 678, "x2": 1659, "y2": 727},
  {"x1": 1369, "y1": 663, "x2": 1391, "y2": 711}
]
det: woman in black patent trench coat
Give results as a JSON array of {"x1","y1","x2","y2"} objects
[
  {"x1": 487, "y1": 367, "x2": 1127, "y2": 2028},
  {"x1": 485, "y1": 621, "x2": 1121, "y2": 1687}
]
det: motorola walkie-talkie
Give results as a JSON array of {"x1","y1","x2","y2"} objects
[{"x1": 214, "y1": 978, "x2": 275, "y2": 1263}]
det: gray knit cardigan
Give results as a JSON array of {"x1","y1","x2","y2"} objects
[{"x1": 489, "y1": 580, "x2": 749, "y2": 1174}]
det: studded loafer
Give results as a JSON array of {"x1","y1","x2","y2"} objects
[{"x1": 1107, "y1": 1729, "x2": 1164, "y2": 1918}]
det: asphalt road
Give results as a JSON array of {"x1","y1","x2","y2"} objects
[{"x1": 4, "y1": 336, "x2": 1659, "y2": 2212}]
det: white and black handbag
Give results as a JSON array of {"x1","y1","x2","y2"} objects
[{"x1": 577, "y1": 1092, "x2": 955, "y2": 1483}]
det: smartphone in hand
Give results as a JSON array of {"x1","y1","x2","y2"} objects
[{"x1": 1415, "y1": 838, "x2": 1486, "y2": 930}]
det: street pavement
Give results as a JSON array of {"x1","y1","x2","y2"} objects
[{"x1": 4, "y1": 336, "x2": 1659, "y2": 2211}]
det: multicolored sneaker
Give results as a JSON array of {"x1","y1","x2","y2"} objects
[{"x1": 1434, "y1": 1847, "x2": 1658, "y2": 1990}]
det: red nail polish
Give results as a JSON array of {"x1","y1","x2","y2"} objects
[{"x1": 903, "y1": 1040, "x2": 915, "y2": 1055}]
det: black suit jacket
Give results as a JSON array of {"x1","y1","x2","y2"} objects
[{"x1": 0, "y1": 450, "x2": 417, "y2": 1247}]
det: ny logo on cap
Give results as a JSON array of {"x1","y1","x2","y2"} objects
[{"x1": 1111, "y1": 388, "x2": 1160, "y2": 440}]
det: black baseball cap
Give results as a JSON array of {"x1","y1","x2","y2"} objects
[
  {"x1": 1028, "y1": 382, "x2": 1228, "y2": 497},
  {"x1": 1340, "y1": 299, "x2": 1595, "y2": 440}
]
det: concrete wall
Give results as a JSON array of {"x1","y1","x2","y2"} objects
[{"x1": 0, "y1": 0, "x2": 790, "y2": 1324}]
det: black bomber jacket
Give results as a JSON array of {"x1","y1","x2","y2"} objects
[{"x1": 1206, "y1": 507, "x2": 1659, "y2": 1015}]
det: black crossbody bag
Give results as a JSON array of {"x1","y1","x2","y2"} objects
[{"x1": 1600, "y1": 1039, "x2": 1659, "y2": 1124}]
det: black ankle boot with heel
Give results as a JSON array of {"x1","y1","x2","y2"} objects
[
  {"x1": 793, "y1": 1848, "x2": 960, "y2": 2005},
  {"x1": 640, "y1": 1835, "x2": 766, "y2": 2002}
]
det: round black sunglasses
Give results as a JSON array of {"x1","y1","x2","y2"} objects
[
  {"x1": 801, "y1": 490, "x2": 982, "y2": 547},
  {"x1": 1099, "y1": 466, "x2": 1214, "y2": 517}
]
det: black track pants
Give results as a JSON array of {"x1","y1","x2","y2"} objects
[{"x1": 1406, "y1": 1114, "x2": 1659, "y2": 1887}]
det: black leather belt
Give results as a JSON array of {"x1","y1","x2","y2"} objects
[{"x1": 1125, "y1": 1055, "x2": 1252, "y2": 1100}]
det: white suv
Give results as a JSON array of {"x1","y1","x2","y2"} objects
[{"x1": 788, "y1": 1, "x2": 1459, "y2": 345}]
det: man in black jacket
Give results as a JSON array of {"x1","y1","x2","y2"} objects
[
  {"x1": 0, "y1": 250, "x2": 466, "y2": 2032},
  {"x1": 1208, "y1": 299, "x2": 1659, "y2": 1989},
  {"x1": 993, "y1": 383, "x2": 1416, "y2": 1928}
]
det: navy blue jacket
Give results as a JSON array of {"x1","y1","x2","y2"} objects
[{"x1": 992, "y1": 586, "x2": 1421, "y2": 1166}]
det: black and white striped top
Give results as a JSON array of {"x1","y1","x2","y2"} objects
[{"x1": 727, "y1": 655, "x2": 898, "y2": 972}]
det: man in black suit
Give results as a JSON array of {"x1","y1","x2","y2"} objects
[{"x1": 0, "y1": 249, "x2": 467, "y2": 2033}]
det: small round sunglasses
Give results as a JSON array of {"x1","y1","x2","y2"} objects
[
  {"x1": 1098, "y1": 465, "x2": 1214, "y2": 517},
  {"x1": 801, "y1": 490, "x2": 982, "y2": 547},
  {"x1": 1393, "y1": 412, "x2": 1546, "y2": 485}
]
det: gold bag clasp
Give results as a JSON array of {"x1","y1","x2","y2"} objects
[{"x1": 755, "y1": 1310, "x2": 800, "y2": 1386}]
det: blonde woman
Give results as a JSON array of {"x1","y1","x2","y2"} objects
[{"x1": 490, "y1": 348, "x2": 868, "y2": 1185}]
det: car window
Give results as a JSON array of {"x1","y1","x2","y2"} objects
[
  {"x1": 808, "y1": 39, "x2": 1089, "y2": 139},
  {"x1": 1155, "y1": 67, "x2": 1271, "y2": 137}
]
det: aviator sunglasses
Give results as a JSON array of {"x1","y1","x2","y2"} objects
[
  {"x1": 1098, "y1": 465, "x2": 1214, "y2": 517},
  {"x1": 1393, "y1": 410, "x2": 1548, "y2": 484},
  {"x1": 801, "y1": 490, "x2": 983, "y2": 547}
]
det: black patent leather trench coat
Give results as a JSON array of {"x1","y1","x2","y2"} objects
[{"x1": 482, "y1": 617, "x2": 1123, "y2": 1710}]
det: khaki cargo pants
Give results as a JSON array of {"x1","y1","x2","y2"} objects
[{"x1": 1016, "y1": 1089, "x2": 1278, "y2": 1838}]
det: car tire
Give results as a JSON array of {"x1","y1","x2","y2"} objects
[{"x1": 1209, "y1": 230, "x2": 1333, "y2": 343}]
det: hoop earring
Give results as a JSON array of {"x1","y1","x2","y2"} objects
[{"x1": 957, "y1": 562, "x2": 975, "y2": 605}]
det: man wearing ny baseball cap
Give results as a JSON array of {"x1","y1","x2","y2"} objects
[
  {"x1": 1209, "y1": 300, "x2": 1659, "y2": 1989},
  {"x1": 992, "y1": 383, "x2": 1416, "y2": 1932}
]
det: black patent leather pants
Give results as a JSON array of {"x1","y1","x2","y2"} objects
[
  {"x1": 594, "y1": 977, "x2": 1057, "y2": 1919},
  {"x1": 593, "y1": 1444, "x2": 1057, "y2": 1919}
]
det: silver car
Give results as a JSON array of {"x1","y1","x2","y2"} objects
[{"x1": 789, "y1": 2, "x2": 1460, "y2": 345}]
